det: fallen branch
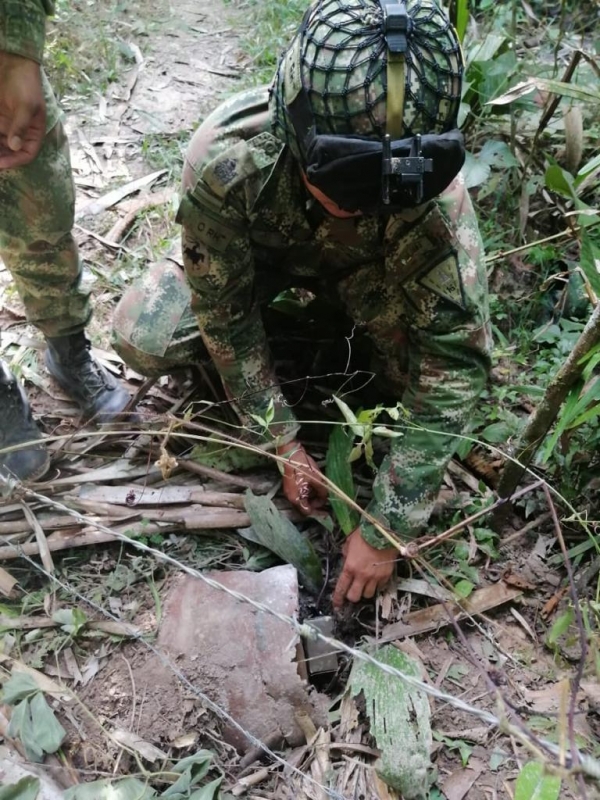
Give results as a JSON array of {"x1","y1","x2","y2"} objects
[
  {"x1": 106, "y1": 188, "x2": 176, "y2": 243},
  {"x1": 0, "y1": 615, "x2": 141, "y2": 637},
  {"x1": 179, "y1": 458, "x2": 275, "y2": 492},
  {"x1": 0, "y1": 522, "x2": 176, "y2": 562},
  {"x1": 409, "y1": 480, "x2": 544, "y2": 557},
  {"x1": 75, "y1": 169, "x2": 167, "y2": 219},
  {"x1": 499, "y1": 303, "x2": 600, "y2": 498},
  {"x1": 379, "y1": 582, "x2": 522, "y2": 642},
  {"x1": 543, "y1": 484, "x2": 587, "y2": 796}
]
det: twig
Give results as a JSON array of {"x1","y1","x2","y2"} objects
[
  {"x1": 21, "y1": 502, "x2": 54, "y2": 575},
  {"x1": 411, "y1": 480, "x2": 544, "y2": 556},
  {"x1": 484, "y1": 217, "x2": 600, "y2": 265},
  {"x1": 0, "y1": 523, "x2": 176, "y2": 561},
  {"x1": 178, "y1": 458, "x2": 274, "y2": 492},
  {"x1": 106, "y1": 188, "x2": 176, "y2": 243},
  {"x1": 121, "y1": 654, "x2": 137, "y2": 731},
  {"x1": 500, "y1": 512, "x2": 552, "y2": 546},
  {"x1": 543, "y1": 484, "x2": 588, "y2": 799}
]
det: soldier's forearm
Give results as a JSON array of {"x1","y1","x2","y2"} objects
[{"x1": 360, "y1": 335, "x2": 490, "y2": 548}]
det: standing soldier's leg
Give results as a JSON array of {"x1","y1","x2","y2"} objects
[
  {"x1": 0, "y1": 106, "x2": 131, "y2": 481},
  {"x1": 0, "y1": 119, "x2": 90, "y2": 337},
  {"x1": 0, "y1": 115, "x2": 130, "y2": 422}
]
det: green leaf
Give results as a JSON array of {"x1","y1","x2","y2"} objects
[
  {"x1": 480, "y1": 421, "x2": 513, "y2": 443},
  {"x1": 326, "y1": 426, "x2": 359, "y2": 535},
  {"x1": 579, "y1": 231, "x2": 600, "y2": 297},
  {"x1": 514, "y1": 761, "x2": 561, "y2": 800},
  {"x1": 332, "y1": 395, "x2": 363, "y2": 436},
  {"x1": 349, "y1": 645, "x2": 432, "y2": 799},
  {"x1": 2, "y1": 672, "x2": 39, "y2": 705},
  {"x1": 544, "y1": 165, "x2": 576, "y2": 200},
  {"x1": 479, "y1": 140, "x2": 519, "y2": 169},
  {"x1": 0, "y1": 777, "x2": 41, "y2": 800},
  {"x1": 52, "y1": 607, "x2": 88, "y2": 636},
  {"x1": 186, "y1": 777, "x2": 223, "y2": 800},
  {"x1": 8, "y1": 699, "x2": 44, "y2": 763},
  {"x1": 189, "y1": 441, "x2": 267, "y2": 473},
  {"x1": 434, "y1": 733, "x2": 473, "y2": 767},
  {"x1": 162, "y1": 752, "x2": 214, "y2": 797},
  {"x1": 463, "y1": 151, "x2": 491, "y2": 189},
  {"x1": 242, "y1": 492, "x2": 323, "y2": 593},
  {"x1": 455, "y1": 0, "x2": 468, "y2": 42},
  {"x1": 454, "y1": 580, "x2": 475, "y2": 599},
  {"x1": 575, "y1": 152, "x2": 600, "y2": 185},
  {"x1": 28, "y1": 691, "x2": 67, "y2": 754},
  {"x1": 64, "y1": 778, "x2": 156, "y2": 800},
  {"x1": 547, "y1": 608, "x2": 574, "y2": 646}
]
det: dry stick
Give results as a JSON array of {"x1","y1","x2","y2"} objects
[
  {"x1": 484, "y1": 218, "x2": 600, "y2": 266},
  {"x1": 20, "y1": 502, "x2": 54, "y2": 575},
  {"x1": 178, "y1": 458, "x2": 274, "y2": 493},
  {"x1": 498, "y1": 303, "x2": 600, "y2": 500},
  {"x1": 531, "y1": 52, "x2": 582, "y2": 162},
  {"x1": 0, "y1": 523, "x2": 177, "y2": 562},
  {"x1": 500, "y1": 512, "x2": 552, "y2": 547},
  {"x1": 16, "y1": 497, "x2": 600, "y2": 784},
  {"x1": 106, "y1": 188, "x2": 176, "y2": 243},
  {"x1": 0, "y1": 514, "x2": 81, "y2": 535},
  {"x1": 410, "y1": 480, "x2": 544, "y2": 557},
  {"x1": 543, "y1": 484, "x2": 588, "y2": 800}
]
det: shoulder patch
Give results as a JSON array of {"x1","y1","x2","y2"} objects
[
  {"x1": 418, "y1": 251, "x2": 466, "y2": 310},
  {"x1": 201, "y1": 133, "x2": 284, "y2": 200}
]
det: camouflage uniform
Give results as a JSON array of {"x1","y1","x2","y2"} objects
[
  {"x1": 0, "y1": 0, "x2": 91, "y2": 338},
  {"x1": 114, "y1": 81, "x2": 493, "y2": 547}
]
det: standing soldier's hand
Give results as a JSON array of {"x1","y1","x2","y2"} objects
[
  {"x1": 332, "y1": 529, "x2": 397, "y2": 609},
  {"x1": 277, "y1": 439, "x2": 328, "y2": 515},
  {"x1": 0, "y1": 52, "x2": 46, "y2": 168}
]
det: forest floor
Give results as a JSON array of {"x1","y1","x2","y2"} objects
[{"x1": 0, "y1": 1, "x2": 598, "y2": 799}]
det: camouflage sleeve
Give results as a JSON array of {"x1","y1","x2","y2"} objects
[
  {"x1": 178, "y1": 137, "x2": 299, "y2": 446},
  {"x1": 360, "y1": 176, "x2": 493, "y2": 548},
  {"x1": 0, "y1": 0, "x2": 54, "y2": 63}
]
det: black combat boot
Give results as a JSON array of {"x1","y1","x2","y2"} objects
[
  {"x1": 45, "y1": 333, "x2": 132, "y2": 423},
  {"x1": 0, "y1": 360, "x2": 50, "y2": 482}
]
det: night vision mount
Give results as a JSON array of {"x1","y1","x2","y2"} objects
[
  {"x1": 382, "y1": 132, "x2": 433, "y2": 206},
  {"x1": 380, "y1": 1, "x2": 433, "y2": 207}
]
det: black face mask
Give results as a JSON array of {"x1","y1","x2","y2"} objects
[{"x1": 303, "y1": 128, "x2": 465, "y2": 215}]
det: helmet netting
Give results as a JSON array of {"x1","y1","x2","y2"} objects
[{"x1": 270, "y1": 0, "x2": 463, "y2": 160}]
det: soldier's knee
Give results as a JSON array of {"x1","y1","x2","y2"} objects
[{"x1": 112, "y1": 260, "x2": 207, "y2": 376}]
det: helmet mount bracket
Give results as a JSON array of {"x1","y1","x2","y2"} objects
[{"x1": 380, "y1": 0, "x2": 430, "y2": 207}]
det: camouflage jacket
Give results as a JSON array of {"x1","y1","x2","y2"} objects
[
  {"x1": 177, "y1": 86, "x2": 492, "y2": 547},
  {"x1": 0, "y1": 0, "x2": 53, "y2": 62},
  {"x1": 0, "y1": 0, "x2": 59, "y2": 132}
]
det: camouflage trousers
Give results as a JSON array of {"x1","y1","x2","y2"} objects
[{"x1": 0, "y1": 82, "x2": 90, "y2": 339}]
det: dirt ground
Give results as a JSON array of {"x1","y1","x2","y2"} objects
[{"x1": 0, "y1": 0, "x2": 599, "y2": 798}]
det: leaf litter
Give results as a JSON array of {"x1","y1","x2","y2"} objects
[{"x1": 0, "y1": 0, "x2": 598, "y2": 798}]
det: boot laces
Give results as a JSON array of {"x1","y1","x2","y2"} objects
[{"x1": 71, "y1": 342, "x2": 113, "y2": 400}]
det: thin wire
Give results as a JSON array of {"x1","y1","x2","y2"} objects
[
  {"x1": 13, "y1": 487, "x2": 600, "y2": 781},
  {"x1": 17, "y1": 553, "x2": 349, "y2": 800}
]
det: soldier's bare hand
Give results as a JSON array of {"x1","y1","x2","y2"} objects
[
  {"x1": 0, "y1": 52, "x2": 46, "y2": 169},
  {"x1": 332, "y1": 528, "x2": 397, "y2": 609},
  {"x1": 277, "y1": 439, "x2": 327, "y2": 515}
]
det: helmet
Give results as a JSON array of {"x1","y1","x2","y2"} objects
[{"x1": 270, "y1": 0, "x2": 463, "y2": 161}]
